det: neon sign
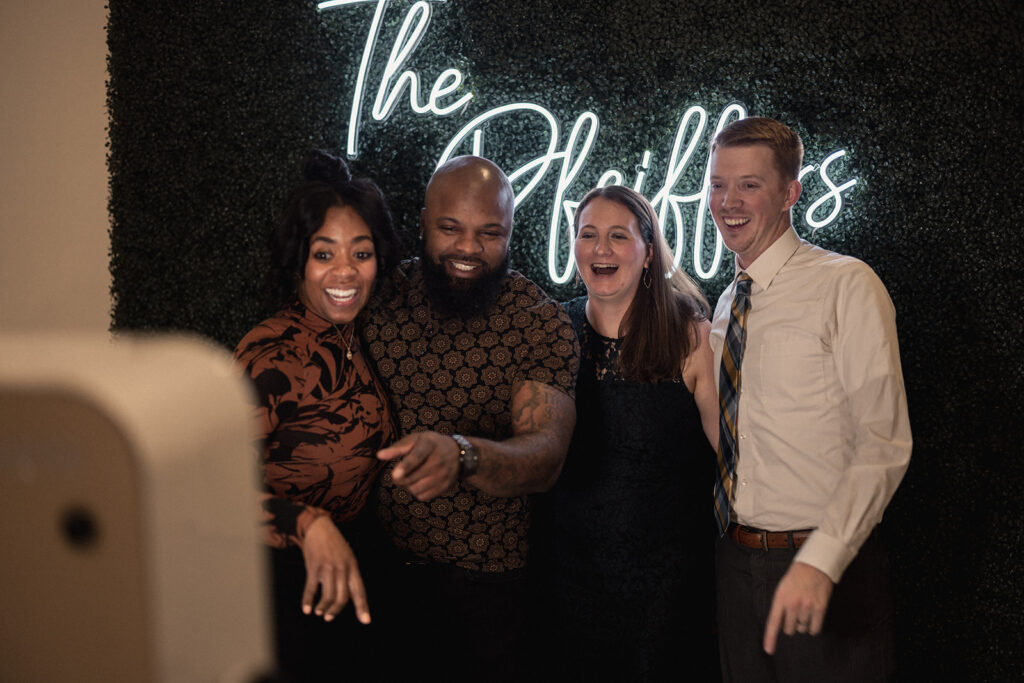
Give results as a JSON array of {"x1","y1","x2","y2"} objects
[{"x1": 318, "y1": 0, "x2": 858, "y2": 282}]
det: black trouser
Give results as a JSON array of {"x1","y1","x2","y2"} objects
[
  {"x1": 715, "y1": 528, "x2": 895, "y2": 683},
  {"x1": 373, "y1": 558, "x2": 529, "y2": 682},
  {"x1": 268, "y1": 510, "x2": 393, "y2": 683},
  {"x1": 269, "y1": 546, "x2": 387, "y2": 683}
]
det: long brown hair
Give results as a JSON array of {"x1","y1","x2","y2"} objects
[{"x1": 575, "y1": 185, "x2": 708, "y2": 382}]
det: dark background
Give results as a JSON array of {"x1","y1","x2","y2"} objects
[{"x1": 108, "y1": 1, "x2": 1023, "y2": 680}]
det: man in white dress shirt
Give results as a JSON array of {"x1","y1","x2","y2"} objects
[{"x1": 708, "y1": 117, "x2": 912, "y2": 682}]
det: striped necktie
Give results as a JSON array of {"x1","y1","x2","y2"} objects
[{"x1": 715, "y1": 272, "x2": 752, "y2": 536}]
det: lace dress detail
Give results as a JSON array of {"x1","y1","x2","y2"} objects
[
  {"x1": 586, "y1": 322, "x2": 627, "y2": 381},
  {"x1": 532, "y1": 296, "x2": 718, "y2": 680}
]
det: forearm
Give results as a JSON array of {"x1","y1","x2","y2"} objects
[
  {"x1": 259, "y1": 491, "x2": 329, "y2": 549},
  {"x1": 238, "y1": 348, "x2": 340, "y2": 550},
  {"x1": 381, "y1": 381, "x2": 577, "y2": 501},
  {"x1": 796, "y1": 428, "x2": 911, "y2": 581},
  {"x1": 463, "y1": 429, "x2": 572, "y2": 497},
  {"x1": 464, "y1": 380, "x2": 576, "y2": 496}
]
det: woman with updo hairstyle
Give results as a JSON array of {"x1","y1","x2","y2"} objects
[
  {"x1": 235, "y1": 149, "x2": 401, "y2": 682},
  {"x1": 531, "y1": 185, "x2": 720, "y2": 679}
]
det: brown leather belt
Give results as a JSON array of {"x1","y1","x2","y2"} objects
[{"x1": 728, "y1": 524, "x2": 813, "y2": 550}]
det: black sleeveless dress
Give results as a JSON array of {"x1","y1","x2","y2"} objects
[{"x1": 531, "y1": 296, "x2": 718, "y2": 681}]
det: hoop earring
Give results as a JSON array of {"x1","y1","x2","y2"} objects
[{"x1": 642, "y1": 267, "x2": 652, "y2": 289}]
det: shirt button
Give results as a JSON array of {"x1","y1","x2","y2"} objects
[
  {"x1": 741, "y1": 480, "x2": 748, "y2": 486},
  {"x1": 739, "y1": 433, "x2": 747, "y2": 439}
]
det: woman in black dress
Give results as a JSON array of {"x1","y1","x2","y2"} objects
[{"x1": 532, "y1": 185, "x2": 719, "y2": 680}]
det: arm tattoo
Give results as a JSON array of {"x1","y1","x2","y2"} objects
[
  {"x1": 511, "y1": 381, "x2": 556, "y2": 434},
  {"x1": 472, "y1": 381, "x2": 575, "y2": 496}
]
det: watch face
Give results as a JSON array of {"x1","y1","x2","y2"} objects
[{"x1": 453, "y1": 434, "x2": 478, "y2": 477}]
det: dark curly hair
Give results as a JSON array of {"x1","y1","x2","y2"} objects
[{"x1": 267, "y1": 149, "x2": 401, "y2": 306}]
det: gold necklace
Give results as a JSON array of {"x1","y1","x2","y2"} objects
[{"x1": 331, "y1": 323, "x2": 355, "y2": 360}]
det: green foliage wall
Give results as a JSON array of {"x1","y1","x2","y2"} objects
[{"x1": 108, "y1": 1, "x2": 1023, "y2": 679}]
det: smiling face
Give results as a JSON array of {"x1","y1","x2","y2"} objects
[
  {"x1": 420, "y1": 168, "x2": 513, "y2": 288},
  {"x1": 574, "y1": 196, "x2": 652, "y2": 308},
  {"x1": 298, "y1": 204, "x2": 377, "y2": 324},
  {"x1": 418, "y1": 158, "x2": 514, "y2": 317},
  {"x1": 708, "y1": 144, "x2": 801, "y2": 270}
]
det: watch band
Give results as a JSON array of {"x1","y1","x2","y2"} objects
[{"x1": 452, "y1": 434, "x2": 478, "y2": 479}]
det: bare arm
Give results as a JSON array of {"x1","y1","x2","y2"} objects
[
  {"x1": 378, "y1": 380, "x2": 577, "y2": 500},
  {"x1": 468, "y1": 379, "x2": 577, "y2": 495},
  {"x1": 683, "y1": 319, "x2": 719, "y2": 450}
]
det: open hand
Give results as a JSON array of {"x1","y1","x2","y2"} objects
[{"x1": 300, "y1": 515, "x2": 370, "y2": 624}]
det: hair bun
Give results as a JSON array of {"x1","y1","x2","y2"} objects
[{"x1": 302, "y1": 149, "x2": 352, "y2": 186}]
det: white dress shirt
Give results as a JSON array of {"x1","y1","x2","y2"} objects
[{"x1": 710, "y1": 226, "x2": 912, "y2": 582}]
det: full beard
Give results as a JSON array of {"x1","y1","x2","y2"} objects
[{"x1": 419, "y1": 245, "x2": 510, "y2": 319}]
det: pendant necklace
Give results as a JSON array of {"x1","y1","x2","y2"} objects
[{"x1": 332, "y1": 323, "x2": 354, "y2": 360}]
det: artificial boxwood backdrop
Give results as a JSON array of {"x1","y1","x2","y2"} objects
[{"x1": 108, "y1": 1, "x2": 1022, "y2": 679}]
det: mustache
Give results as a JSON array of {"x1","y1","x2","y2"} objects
[
  {"x1": 419, "y1": 252, "x2": 509, "y2": 319},
  {"x1": 440, "y1": 254, "x2": 487, "y2": 267}
]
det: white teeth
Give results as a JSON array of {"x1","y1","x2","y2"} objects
[
  {"x1": 451, "y1": 262, "x2": 478, "y2": 272},
  {"x1": 326, "y1": 288, "x2": 356, "y2": 302},
  {"x1": 724, "y1": 218, "x2": 749, "y2": 227}
]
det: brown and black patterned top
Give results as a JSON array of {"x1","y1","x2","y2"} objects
[
  {"x1": 235, "y1": 301, "x2": 397, "y2": 549},
  {"x1": 360, "y1": 259, "x2": 579, "y2": 572}
]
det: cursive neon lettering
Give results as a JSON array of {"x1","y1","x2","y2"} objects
[
  {"x1": 804, "y1": 150, "x2": 858, "y2": 232},
  {"x1": 317, "y1": 1, "x2": 859, "y2": 281},
  {"x1": 321, "y1": 0, "x2": 470, "y2": 157},
  {"x1": 371, "y1": 2, "x2": 435, "y2": 118},
  {"x1": 597, "y1": 169, "x2": 625, "y2": 187},
  {"x1": 429, "y1": 68, "x2": 471, "y2": 116},
  {"x1": 439, "y1": 103, "x2": 562, "y2": 206},
  {"x1": 316, "y1": 0, "x2": 371, "y2": 8},
  {"x1": 371, "y1": 3, "x2": 471, "y2": 120},
  {"x1": 632, "y1": 150, "x2": 653, "y2": 194},
  {"x1": 546, "y1": 112, "x2": 600, "y2": 284},
  {"x1": 688, "y1": 104, "x2": 745, "y2": 279}
]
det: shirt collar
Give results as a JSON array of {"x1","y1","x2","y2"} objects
[
  {"x1": 290, "y1": 299, "x2": 353, "y2": 337},
  {"x1": 733, "y1": 225, "x2": 801, "y2": 291}
]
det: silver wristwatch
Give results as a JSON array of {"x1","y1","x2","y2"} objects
[{"x1": 452, "y1": 434, "x2": 479, "y2": 479}]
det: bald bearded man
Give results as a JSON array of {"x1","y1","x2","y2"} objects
[{"x1": 360, "y1": 156, "x2": 580, "y2": 680}]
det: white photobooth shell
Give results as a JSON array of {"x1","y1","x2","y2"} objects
[{"x1": 0, "y1": 332, "x2": 272, "y2": 683}]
